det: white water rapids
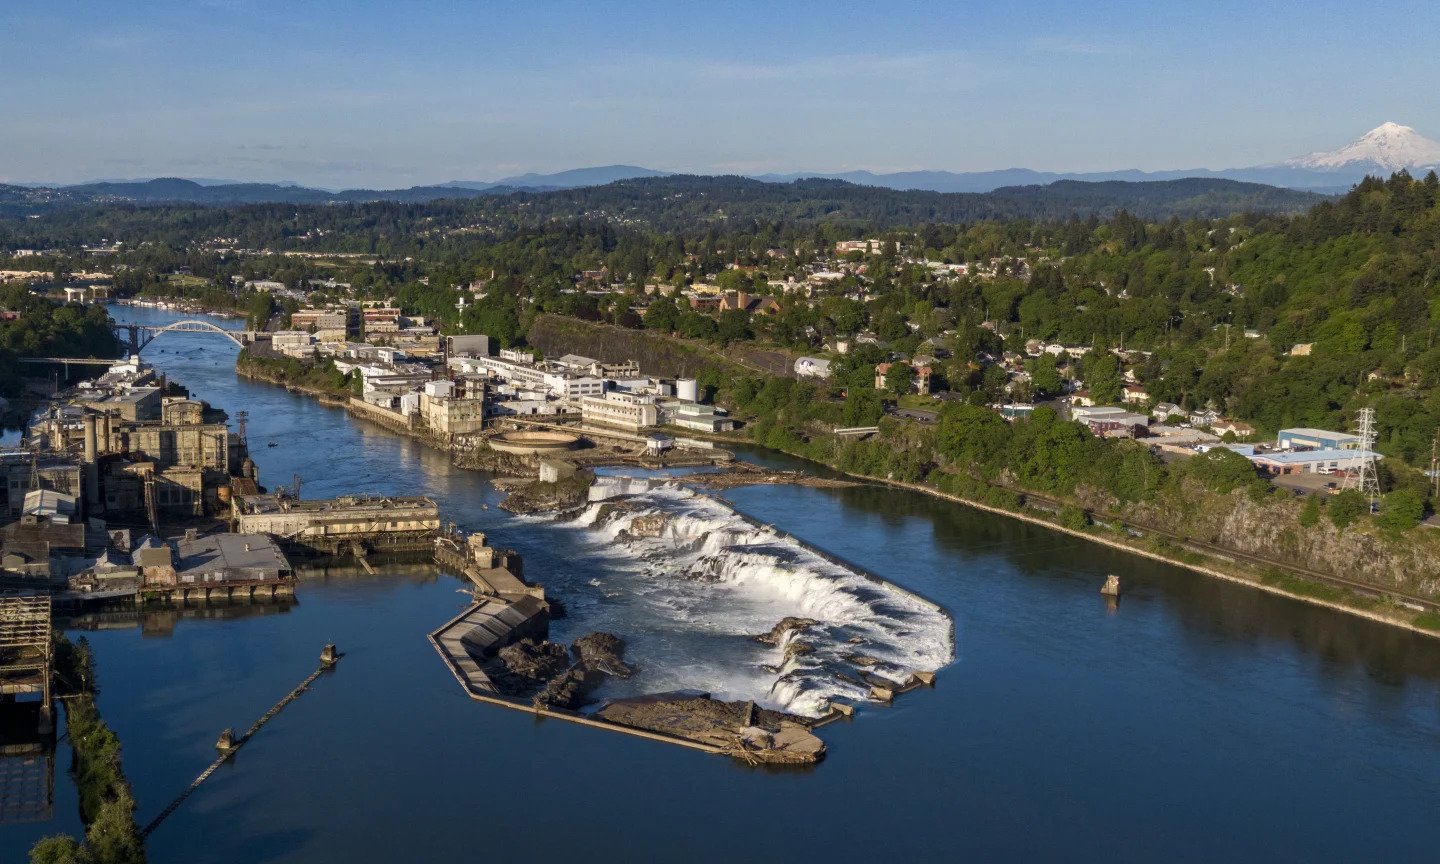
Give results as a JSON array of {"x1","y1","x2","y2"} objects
[{"x1": 540, "y1": 475, "x2": 954, "y2": 717}]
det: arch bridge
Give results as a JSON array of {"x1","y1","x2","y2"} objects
[{"x1": 113, "y1": 321, "x2": 255, "y2": 355}]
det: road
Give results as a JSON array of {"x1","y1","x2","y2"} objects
[{"x1": 889, "y1": 406, "x2": 938, "y2": 423}]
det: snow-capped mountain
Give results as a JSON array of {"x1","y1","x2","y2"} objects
[{"x1": 1286, "y1": 122, "x2": 1440, "y2": 172}]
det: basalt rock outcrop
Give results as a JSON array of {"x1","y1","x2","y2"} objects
[
  {"x1": 535, "y1": 632, "x2": 635, "y2": 709},
  {"x1": 537, "y1": 664, "x2": 604, "y2": 709},
  {"x1": 618, "y1": 513, "x2": 669, "y2": 539},
  {"x1": 491, "y1": 639, "x2": 571, "y2": 694},
  {"x1": 595, "y1": 692, "x2": 825, "y2": 765},
  {"x1": 754, "y1": 617, "x2": 819, "y2": 647},
  {"x1": 1094, "y1": 478, "x2": 1440, "y2": 599},
  {"x1": 489, "y1": 631, "x2": 636, "y2": 709},
  {"x1": 572, "y1": 632, "x2": 634, "y2": 679},
  {"x1": 498, "y1": 470, "x2": 595, "y2": 514}
]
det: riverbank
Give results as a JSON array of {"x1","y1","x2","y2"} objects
[
  {"x1": 112, "y1": 298, "x2": 244, "y2": 320},
  {"x1": 672, "y1": 427, "x2": 1440, "y2": 639},
  {"x1": 236, "y1": 352, "x2": 732, "y2": 478},
  {"x1": 236, "y1": 341, "x2": 1440, "y2": 637},
  {"x1": 30, "y1": 636, "x2": 146, "y2": 863},
  {"x1": 233, "y1": 342, "x2": 1440, "y2": 636},
  {"x1": 234, "y1": 351, "x2": 351, "y2": 406}
]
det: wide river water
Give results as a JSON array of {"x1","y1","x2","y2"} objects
[{"x1": 5, "y1": 305, "x2": 1440, "y2": 862}]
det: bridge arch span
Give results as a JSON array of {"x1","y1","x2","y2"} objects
[{"x1": 114, "y1": 320, "x2": 250, "y2": 353}]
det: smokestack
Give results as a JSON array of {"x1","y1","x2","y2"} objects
[
  {"x1": 83, "y1": 413, "x2": 101, "y2": 513},
  {"x1": 83, "y1": 413, "x2": 97, "y2": 462}
]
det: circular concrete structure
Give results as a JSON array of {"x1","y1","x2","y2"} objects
[{"x1": 488, "y1": 430, "x2": 582, "y2": 455}]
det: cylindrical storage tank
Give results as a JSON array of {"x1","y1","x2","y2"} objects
[{"x1": 676, "y1": 378, "x2": 699, "y2": 402}]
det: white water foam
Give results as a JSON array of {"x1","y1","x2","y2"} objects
[{"x1": 552, "y1": 475, "x2": 954, "y2": 717}]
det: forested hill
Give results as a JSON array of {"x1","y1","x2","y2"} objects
[
  {"x1": 0, "y1": 177, "x2": 517, "y2": 209},
  {"x1": 0, "y1": 173, "x2": 1323, "y2": 225},
  {"x1": 483, "y1": 175, "x2": 1326, "y2": 225}
]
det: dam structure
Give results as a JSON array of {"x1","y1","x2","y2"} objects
[
  {"x1": 425, "y1": 529, "x2": 833, "y2": 762},
  {"x1": 430, "y1": 529, "x2": 551, "y2": 696}
]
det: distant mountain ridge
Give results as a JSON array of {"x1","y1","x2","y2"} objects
[
  {"x1": 0, "y1": 176, "x2": 522, "y2": 208},
  {"x1": 7, "y1": 124, "x2": 1436, "y2": 206},
  {"x1": 0, "y1": 175, "x2": 1324, "y2": 224},
  {"x1": 750, "y1": 166, "x2": 1369, "y2": 194},
  {"x1": 442, "y1": 164, "x2": 671, "y2": 191},
  {"x1": 471, "y1": 174, "x2": 1325, "y2": 224}
]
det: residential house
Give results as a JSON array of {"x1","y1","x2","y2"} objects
[
  {"x1": 1122, "y1": 384, "x2": 1150, "y2": 405},
  {"x1": 1152, "y1": 402, "x2": 1186, "y2": 422},
  {"x1": 1212, "y1": 419, "x2": 1257, "y2": 438},
  {"x1": 1188, "y1": 408, "x2": 1222, "y2": 428},
  {"x1": 875, "y1": 362, "x2": 933, "y2": 395}
]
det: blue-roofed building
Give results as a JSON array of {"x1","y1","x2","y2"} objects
[
  {"x1": 1277, "y1": 428, "x2": 1361, "y2": 451},
  {"x1": 1250, "y1": 448, "x2": 1380, "y2": 475}
]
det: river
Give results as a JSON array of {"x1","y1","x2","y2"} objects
[{"x1": 4, "y1": 305, "x2": 1440, "y2": 862}]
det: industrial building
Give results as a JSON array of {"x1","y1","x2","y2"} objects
[
  {"x1": 231, "y1": 493, "x2": 441, "y2": 554},
  {"x1": 662, "y1": 402, "x2": 734, "y2": 433},
  {"x1": 1071, "y1": 406, "x2": 1150, "y2": 438},
  {"x1": 1276, "y1": 428, "x2": 1362, "y2": 451},
  {"x1": 580, "y1": 392, "x2": 660, "y2": 432},
  {"x1": 1248, "y1": 448, "x2": 1382, "y2": 475}
]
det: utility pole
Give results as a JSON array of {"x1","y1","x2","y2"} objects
[{"x1": 1431, "y1": 431, "x2": 1439, "y2": 501}]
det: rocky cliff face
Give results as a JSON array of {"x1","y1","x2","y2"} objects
[
  {"x1": 497, "y1": 469, "x2": 594, "y2": 514},
  {"x1": 527, "y1": 314, "x2": 750, "y2": 381},
  {"x1": 451, "y1": 443, "x2": 539, "y2": 476},
  {"x1": 1117, "y1": 481, "x2": 1440, "y2": 597}
]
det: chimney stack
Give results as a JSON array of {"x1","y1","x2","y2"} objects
[{"x1": 83, "y1": 413, "x2": 98, "y2": 462}]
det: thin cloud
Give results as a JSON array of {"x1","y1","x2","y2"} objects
[
  {"x1": 1024, "y1": 35, "x2": 1133, "y2": 57},
  {"x1": 82, "y1": 26, "x2": 158, "y2": 51},
  {"x1": 696, "y1": 51, "x2": 970, "y2": 82}
]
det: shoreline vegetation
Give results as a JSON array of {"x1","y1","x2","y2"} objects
[
  {"x1": 875, "y1": 471, "x2": 1440, "y2": 638},
  {"x1": 30, "y1": 637, "x2": 147, "y2": 864},
  {"x1": 684, "y1": 425, "x2": 1440, "y2": 638},
  {"x1": 228, "y1": 342, "x2": 1440, "y2": 640},
  {"x1": 688, "y1": 420, "x2": 1440, "y2": 636}
]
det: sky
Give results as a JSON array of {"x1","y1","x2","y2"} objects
[{"x1": 3, "y1": 0, "x2": 1439, "y2": 188}]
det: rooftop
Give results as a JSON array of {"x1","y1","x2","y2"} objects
[
  {"x1": 1250, "y1": 448, "x2": 1381, "y2": 464},
  {"x1": 235, "y1": 493, "x2": 438, "y2": 515},
  {"x1": 1278, "y1": 428, "x2": 1360, "y2": 440},
  {"x1": 174, "y1": 533, "x2": 292, "y2": 581}
]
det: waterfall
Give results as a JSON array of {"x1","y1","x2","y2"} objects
[{"x1": 558, "y1": 476, "x2": 954, "y2": 717}]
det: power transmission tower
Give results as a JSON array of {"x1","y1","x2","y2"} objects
[{"x1": 1343, "y1": 407, "x2": 1380, "y2": 508}]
